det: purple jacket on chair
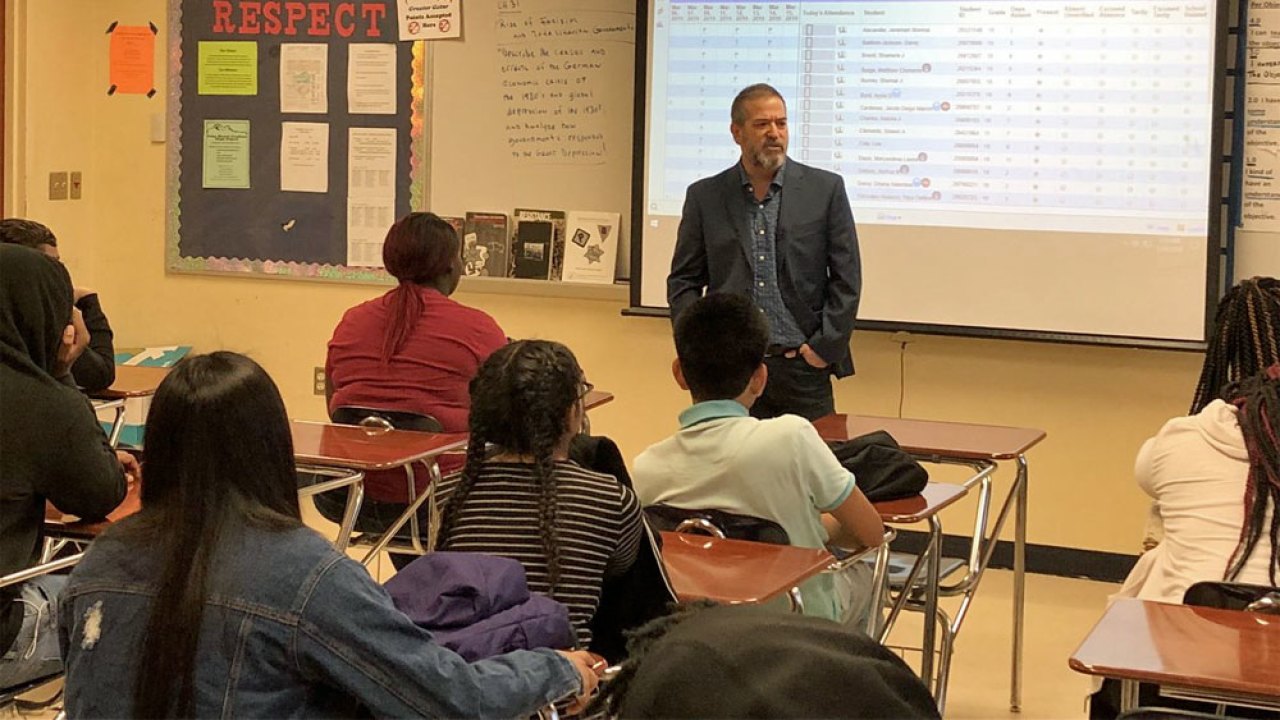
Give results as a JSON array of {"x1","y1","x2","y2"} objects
[{"x1": 385, "y1": 552, "x2": 577, "y2": 661}]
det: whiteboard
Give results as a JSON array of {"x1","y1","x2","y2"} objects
[{"x1": 427, "y1": 0, "x2": 638, "y2": 279}]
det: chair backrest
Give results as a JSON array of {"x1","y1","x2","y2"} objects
[
  {"x1": 330, "y1": 406, "x2": 444, "y2": 433},
  {"x1": 644, "y1": 504, "x2": 791, "y2": 545},
  {"x1": 1183, "y1": 581, "x2": 1280, "y2": 614},
  {"x1": 589, "y1": 517, "x2": 680, "y2": 663}
]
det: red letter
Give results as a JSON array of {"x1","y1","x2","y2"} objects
[
  {"x1": 211, "y1": 0, "x2": 236, "y2": 33},
  {"x1": 283, "y1": 2, "x2": 307, "y2": 35},
  {"x1": 334, "y1": 2, "x2": 356, "y2": 37},
  {"x1": 361, "y1": 3, "x2": 387, "y2": 37},
  {"x1": 308, "y1": 2, "x2": 331, "y2": 36},
  {"x1": 262, "y1": 1, "x2": 283, "y2": 34},
  {"x1": 240, "y1": 1, "x2": 261, "y2": 34}
]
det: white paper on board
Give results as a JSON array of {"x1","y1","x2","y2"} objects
[
  {"x1": 280, "y1": 121, "x2": 329, "y2": 193},
  {"x1": 397, "y1": 0, "x2": 461, "y2": 40},
  {"x1": 347, "y1": 43, "x2": 397, "y2": 115},
  {"x1": 347, "y1": 196, "x2": 396, "y2": 266},
  {"x1": 348, "y1": 128, "x2": 397, "y2": 198},
  {"x1": 279, "y1": 43, "x2": 328, "y2": 113}
]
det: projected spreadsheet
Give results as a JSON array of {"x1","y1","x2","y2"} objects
[{"x1": 648, "y1": 0, "x2": 1216, "y2": 236}]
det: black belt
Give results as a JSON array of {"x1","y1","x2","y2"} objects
[{"x1": 765, "y1": 344, "x2": 799, "y2": 357}]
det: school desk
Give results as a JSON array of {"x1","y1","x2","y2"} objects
[
  {"x1": 89, "y1": 365, "x2": 171, "y2": 400},
  {"x1": 659, "y1": 531, "x2": 835, "y2": 611},
  {"x1": 1070, "y1": 598, "x2": 1280, "y2": 713},
  {"x1": 291, "y1": 419, "x2": 467, "y2": 563},
  {"x1": 812, "y1": 413, "x2": 1045, "y2": 712},
  {"x1": 91, "y1": 397, "x2": 127, "y2": 447},
  {"x1": 43, "y1": 478, "x2": 143, "y2": 541}
]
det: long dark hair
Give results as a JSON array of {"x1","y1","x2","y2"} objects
[
  {"x1": 437, "y1": 340, "x2": 584, "y2": 591},
  {"x1": 127, "y1": 352, "x2": 301, "y2": 718},
  {"x1": 1223, "y1": 366, "x2": 1280, "y2": 585},
  {"x1": 1192, "y1": 277, "x2": 1280, "y2": 413},
  {"x1": 380, "y1": 212, "x2": 461, "y2": 362}
]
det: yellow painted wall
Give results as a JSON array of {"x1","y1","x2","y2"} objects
[{"x1": 9, "y1": 0, "x2": 1215, "y2": 556}]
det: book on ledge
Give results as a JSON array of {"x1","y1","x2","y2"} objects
[
  {"x1": 512, "y1": 208, "x2": 565, "y2": 280},
  {"x1": 462, "y1": 212, "x2": 510, "y2": 278},
  {"x1": 561, "y1": 211, "x2": 620, "y2": 284}
]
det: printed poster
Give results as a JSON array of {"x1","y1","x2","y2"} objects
[
  {"x1": 108, "y1": 25, "x2": 156, "y2": 96},
  {"x1": 198, "y1": 41, "x2": 258, "y2": 96},
  {"x1": 280, "y1": 122, "x2": 329, "y2": 193},
  {"x1": 279, "y1": 43, "x2": 328, "y2": 113},
  {"x1": 347, "y1": 44, "x2": 396, "y2": 114},
  {"x1": 397, "y1": 0, "x2": 461, "y2": 40},
  {"x1": 202, "y1": 119, "x2": 250, "y2": 189}
]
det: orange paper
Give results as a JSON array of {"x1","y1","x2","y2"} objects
[{"x1": 109, "y1": 25, "x2": 155, "y2": 95}]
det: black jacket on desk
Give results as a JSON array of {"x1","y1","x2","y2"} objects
[
  {"x1": 667, "y1": 158, "x2": 862, "y2": 377},
  {"x1": 69, "y1": 293, "x2": 115, "y2": 393},
  {"x1": 0, "y1": 245, "x2": 126, "y2": 657}
]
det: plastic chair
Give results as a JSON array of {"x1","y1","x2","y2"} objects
[
  {"x1": 0, "y1": 553, "x2": 84, "y2": 713},
  {"x1": 328, "y1": 406, "x2": 450, "y2": 564}
]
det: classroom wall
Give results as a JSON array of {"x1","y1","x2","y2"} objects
[{"x1": 9, "y1": 0, "x2": 1272, "y2": 557}]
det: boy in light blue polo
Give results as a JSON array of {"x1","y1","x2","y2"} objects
[{"x1": 633, "y1": 293, "x2": 885, "y2": 624}]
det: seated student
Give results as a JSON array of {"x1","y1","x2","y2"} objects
[
  {"x1": 58, "y1": 352, "x2": 600, "y2": 718},
  {"x1": 316, "y1": 212, "x2": 506, "y2": 560},
  {"x1": 1141, "y1": 276, "x2": 1280, "y2": 551},
  {"x1": 1116, "y1": 364, "x2": 1279, "y2": 602},
  {"x1": 633, "y1": 293, "x2": 885, "y2": 624},
  {"x1": 0, "y1": 245, "x2": 129, "y2": 689},
  {"x1": 434, "y1": 340, "x2": 644, "y2": 649},
  {"x1": 592, "y1": 602, "x2": 939, "y2": 719},
  {"x1": 0, "y1": 218, "x2": 116, "y2": 393},
  {"x1": 1088, "y1": 279, "x2": 1280, "y2": 719}
]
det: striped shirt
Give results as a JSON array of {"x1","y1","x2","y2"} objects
[{"x1": 436, "y1": 461, "x2": 643, "y2": 647}]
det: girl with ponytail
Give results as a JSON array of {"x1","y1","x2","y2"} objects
[{"x1": 319, "y1": 213, "x2": 507, "y2": 562}]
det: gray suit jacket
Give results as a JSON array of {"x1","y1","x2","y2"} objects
[{"x1": 667, "y1": 159, "x2": 862, "y2": 377}]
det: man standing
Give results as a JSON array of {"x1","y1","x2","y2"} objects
[{"x1": 667, "y1": 84, "x2": 861, "y2": 420}]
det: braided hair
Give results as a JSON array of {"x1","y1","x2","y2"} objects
[
  {"x1": 1222, "y1": 366, "x2": 1280, "y2": 585},
  {"x1": 1191, "y1": 277, "x2": 1280, "y2": 413},
  {"x1": 437, "y1": 340, "x2": 585, "y2": 591}
]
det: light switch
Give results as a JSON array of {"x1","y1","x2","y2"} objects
[
  {"x1": 69, "y1": 171, "x2": 82, "y2": 200},
  {"x1": 150, "y1": 113, "x2": 166, "y2": 143},
  {"x1": 48, "y1": 172, "x2": 68, "y2": 200}
]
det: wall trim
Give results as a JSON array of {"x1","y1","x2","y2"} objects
[{"x1": 891, "y1": 529, "x2": 1137, "y2": 584}]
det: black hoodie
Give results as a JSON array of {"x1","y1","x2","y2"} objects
[
  {"x1": 615, "y1": 604, "x2": 941, "y2": 719},
  {"x1": 0, "y1": 245, "x2": 125, "y2": 655}
]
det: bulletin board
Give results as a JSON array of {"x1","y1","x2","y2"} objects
[{"x1": 166, "y1": 0, "x2": 428, "y2": 282}]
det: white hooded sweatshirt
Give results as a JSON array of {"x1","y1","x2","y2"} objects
[{"x1": 1116, "y1": 399, "x2": 1276, "y2": 604}]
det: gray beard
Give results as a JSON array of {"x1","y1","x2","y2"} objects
[{"x1": 754, "y1": 149, "x2": 785, "y2": 172}]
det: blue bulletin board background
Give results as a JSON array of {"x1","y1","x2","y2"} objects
[{"x1": 166, "y1": 0, "x2": 428, "y2": 283}]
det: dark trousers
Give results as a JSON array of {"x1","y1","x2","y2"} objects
[{"x1": 752, "y1": 354, "x2": 836, "y2": 420}]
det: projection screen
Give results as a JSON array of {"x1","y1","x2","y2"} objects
[{"x1": 631, "y1": 0, "x2": 1225, "y2": 348}]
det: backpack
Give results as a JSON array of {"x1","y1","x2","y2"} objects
[{"x1": 830, "y1": 431, "x2": 929, "y2": 502}]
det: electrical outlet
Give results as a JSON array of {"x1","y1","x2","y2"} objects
[
  {"x1": 69, "y1": 171, "x2": 82, "y2": 200},
  {"x1": 891, "y1": 331, "x2": 913, "y2": 345},
  {"x1": 313, "y1": 367, "x2": 326, "y2": 396},
  {"x1": 48, "y1": 171, "x2": 68, "y2": 200}
]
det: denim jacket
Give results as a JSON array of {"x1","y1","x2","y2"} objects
[{"x1": 57, "y1": 518, "x2": 581, "y2": 718}]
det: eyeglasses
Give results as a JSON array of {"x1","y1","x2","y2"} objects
[{"x1": 579, "y1": 381, "x2": 595, "y2": 399}]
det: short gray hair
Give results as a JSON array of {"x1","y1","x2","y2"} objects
[{"x1": 730, "y1": 84, "x2": 785, "y2": 126}]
